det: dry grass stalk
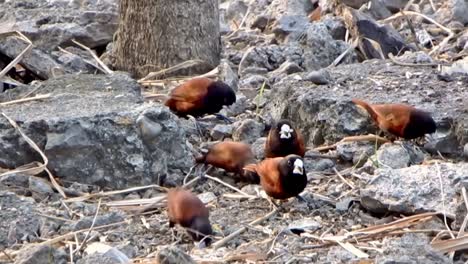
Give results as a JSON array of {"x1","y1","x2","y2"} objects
[
  {"x1": 0, "y1": 93, "x2": 52, "y2": 106},
  {"x1": 64, "y1": 184, "x2": 164, "y2": 203},
  {"x1": 380, "y1": 10, "x2": 455, "y2": 56},
  {"x1": 204, "y1": 174, "x2": 256, "y2": 198},
  {"x1": 213, "y1": 207, "x2": 279, "y2": 249},
  {"x1": 139, "y1": 59, "x2": 206, "y2": 81},
  {"x1": 0, "y1": 113, "x2": 67, "y2": 198},
  {"x1": 75, "y1": 198, "x2": 102, "y2": 253},
  {"x1": 333, "y1": 167, "x2": 355, "y2": 189},
  {"x1": 432, "y1": 235, "x2": 468, "y2": 253},
  {"x1": 328, "y1": 38, "x2": 359, "y2": 67},
  {"x1": 71, "y1": 39, "x2": 113, "y2": 74},
  {"x1": 313, "y1": 134, "x2": 389, "y2": 152},
  {"x1": 0, "y1": 31, "x2": 32, "y2": 79},
  {"x1": 0, "y1": 221, "x2": 126, "y2": 261}
]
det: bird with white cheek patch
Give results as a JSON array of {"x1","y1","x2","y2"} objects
[
  {"x1": 265, "y1": 119, "x2": 306, "y2": 158},
  {"x1": 243, "y1": 154, "x2": 307, "y2": 203}
]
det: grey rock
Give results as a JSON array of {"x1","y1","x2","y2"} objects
[
  {"x1": 335, "y1": 197, "x2": 359, "y2": 212},
  {"x1": 77, "y1": 253, "x2": 122, "y2": 264},
  {"x1": 251, "y1": 15, "x2": 272, "y2": 31},
  {"x1": 305, "y1": 68, "x2": 333, "y2": 85},
  {"x1": 367, "y1": 0, "x2": 392, "y2": 20},
  {"x1": 349, "y1": 9, "x2": 410, "y2": 59},
  {"x1": 28, "y1": 176, "x2": 54, "y2": 194},
  {"x1": 0, "y1": 173, "x2": 29, "y2": 189},
  {"x1": 225, "y1": 0, "x2": 248, "y2": 23},
  {"x1": 398, "y1": 51, "x2": 434, "y2": 64},
  {"x1": 381, "y1": 0, "x2": 409, "y2": 13},
  {"x1": 0, "y1": 73, "x2": 192, "y2": 189},
  {"x1": 221, "y1": 94, "x2": 248, "y2": 117},
  {"x1": 251, "y1": 137, "x2": 267, "y2": 160},
  {"x1": 71, "y1": 212, "x2": 125, "y2": 231},
  {"x1": 375, "y1": 233, "x2": 450, "y2": 263},
  {"x1": 232, "y1": 119, "x2": 265, "y2": 144},
  {"x1": 372, "y1": 144, "x2": 410, "y2": 168},
  {"x1": 156, "y1": 246, "x2": 196, "y2": 264},
  {"x1": 464, "y1": 143, "x2": 468, "y2": 158},
  {"x1": 0, "y1": 0, "x2": 118, "y2": 51},
  {"x1": 15, "y1": 245, "x2": 67, "y2": 264},
  {"x1": 303, "y1": 22, "x2": 357, "y2": 71},
  {"x1": 435, "y1": 0, "x2": 468, "y2": 25},
  {"x1": 198, "y1": 192, "x2": 217, "y2": 204},
  {"x1": 361, "y1": 162, "x2": 467, "y2": 215},
  {"x1": 0, "y1": 36, "x2": 64, "y2": 79},
  {"x1": 239, "y1": 66, "x2": 269, "y2": 77},
  {"x1": 218, "y1": 59, "x2": 239, "y2": 92},
  {"x1": 54, "y1": 51, "x2": 96, "y2": 74},
  {"x1": 325, "y1": 246, "x2": 360, "y2": 263},
  {"x1": 322, "y1": 17, "x2": 347, "y2": 40},
  {"x1": 239, "y1": 75, "x2": 270, "y2": 90},
  {"x1": 210, "y1": 124, "x2": 233, "y2": 140},
  {"x1": 273, "y1": 15, "x2": 310, "y2": 41},
  {"x1": 268, "y1": 61, "x2": 304, "y2": 83},
  {"x1": 336, "y1": 141, "x2": 376, "y2": 166},
  {"x1": 0, "y1": 192, "x2": 41, "y2": 249},
  {"x1": 262, "y1": 60, "x2": 467, "y2": 150}
]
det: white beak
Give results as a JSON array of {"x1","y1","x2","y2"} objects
[{"x1": 292, "y1": 159, "x2": 304, "y2": 175}]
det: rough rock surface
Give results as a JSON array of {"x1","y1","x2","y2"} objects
[
  {"x1": 0, "y1": 0, "x2": 118, "y2": 51},
  {"x1": 14, "y1": 244, "x2": 67, "y2": 264},
  {"x1": 360, "y1": 162, "x2": 467, "y2": 215},
  {"x1": 262, "y1": 59, "x2": 468, "y2": 151},
  {"x1": 0, "y1": 73, "x2": 192, "y2": 188}
]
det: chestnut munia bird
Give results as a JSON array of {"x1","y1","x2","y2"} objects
[
  {"x1": 167, "y1": 188, "x2": 212, "y2": 244},
  {"x1": 196, "y1": 141, "x2": 259, "y2": 183},
  {"x1": 165, "y1": 77, "x2": 236, "y2": 118},
  {"x1": 243, "y1": 154, "x2": 307, "y2": 200},
  {"x1": 352, "y1": 99, "x2": 437, "y2": 139},
  {"x1": 265, "y1": 119, "x2": 306, "y2": 158}
]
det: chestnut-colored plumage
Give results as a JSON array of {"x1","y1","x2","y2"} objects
[
  {"x1": 352, "y1": 99, "x2": 437, "y2": 139},
  {"x1": 308, "y1": 6, "x2": 321, "y2": 22},
  {"x1": 196, "y1": 141, "x2": 259, "y2": 183},
  {"x1": 167, "y1": 188, "x2": 212, "y2": 243},
  {"x1": 265, "y1": 119, "x2": 306, "y2": 158},
  {"x1": 243, "y1": 155, "x2": 307, "y2": 200},
  {"x1": 165, "y1": 77, "x2": 236, "y2": 117}
]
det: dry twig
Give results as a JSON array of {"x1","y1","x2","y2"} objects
[
  {"x1": 0, "y1": 93, "x2": 52, "y2": 106},
  {"x1": 71, "y1": 39, "x2": 113, "y2": 74},
  {"x1": 0, "y1": 31, "x2": 32, "y2": 79}
]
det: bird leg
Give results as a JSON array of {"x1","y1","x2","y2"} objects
[
  {"x1": 295, "y1": 194, "x2": 308, "y2": 203},
  {"x1": 214, "y1": 113, "x2": 234, "y2": 124}
]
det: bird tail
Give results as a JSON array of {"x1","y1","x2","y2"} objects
[
  {"x1": 351, "y1": 99, "x2": 380, "y2": 123},
  {"x1": 242, "y1": 163, "x2": 260, "y2": 184}
]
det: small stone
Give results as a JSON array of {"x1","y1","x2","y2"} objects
[
  {"x1": 218, "y1": 59, "x2": 239, "y2": 92},
  {"x1": 239, "y1": 75, "x2": 270, "y2": 90},
  {"x1": 251, "y1": 15, "x2": 271, "y2": 31},
  {"x1": 210, "y1": 124, "x2": 233, "y2": 140},
  {"x1": 232, "y1": 119, "x2": 265, "y2": 144},
  {"x1": 15, "y1": 245, "x2": 67, "y2": 264},
  {"x1": 28, "y1": 176, "x2": 54, "y2": 194},
  {"x1": 156, "y1": 246, "x2": 196, "y2": 264},
  {"x1": 305, "y1": 69, "x2": 333, "y2": 85},
  {"x1": 366, "y1": 143, "x2": 411, "y2": 169},
  {"x1": 251, "y1": 137, "x2": 267, "y2": 160},
  {"x1": 197, "y1": 192, "x2": 217, "y2": 204}
]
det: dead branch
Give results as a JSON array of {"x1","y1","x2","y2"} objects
[{"x1": 0, "y1": 31, "x2": 33, "y2": 80}]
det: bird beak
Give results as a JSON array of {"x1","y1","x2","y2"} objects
[
  {"x1": 280, "y1": 131, "x2": 291, "y2": 139},
  {"x1": 293, "y1": 164, "x2": 303, "y2": 175}
]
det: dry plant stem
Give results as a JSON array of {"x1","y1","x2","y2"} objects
[
  {"x1": 333, "y1": 167, "x2": 355, "y2": 189},
  {"x1": 64, "y1": 184, "x2": 165, "y2": 203},
  {"x1": 0, "y1": 31, "x2": 32, "y2": 79},
  {"x1": 0, "y1": 221, "x2": 126, "y2": 260},
  {"x1": 401, "y1": 10, "x2": 421, "y2": 50},
  {"x1": 76, "y1": 198, "x2": 102, "y2": 252},
  {"x1": 139, "y1": 59, "x2": 205, "y2": 81},
  {"x1": 0, "y1": 114, "x2": 66, "y2": 197},
  {"x1": 435, "y1": 162, "x2": 456, "y2": 239},
  {"x1": 69, "y1": 244, "x2": 74, "y2": 264},
  {"x1": 213, "y1": 207, "x2": 279, "y2": 249},
  {"x1": 313, "y1": 134, "x2": 389, "y2": 152},
  {"x1": 388, "y1": 53, "x2": 448, "y2": 67},
  {"x1": 71, "y1": 39, "x2": 113, "y2": 74},
  {"x1": 204, "y1": 174, "x2": 254, "y2": 198},
  {"x1": 328, "y1": 38, "x2": 359, "y2": 67},
  {"x1": 0, "y1": 93, "x2": 51, "y2": 106}
]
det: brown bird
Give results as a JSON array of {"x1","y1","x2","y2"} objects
[
  {"x1": 165, "y1": 77, "x2": 236, "y2": 118},
  {"x1": 352, "y1": 99, "x2": 437, "y2": 139},
  {"x1": 243, "y1": 154, "x2": 307, "y2": 200},
  {"x1": 265, "y1": 119, "x2": 306, "y2": 158},
  {"x1": 196, "y1": 141, "x2": 259, "y2": 183},
  {"x1": 167, "y1": 188, "x2": 212, "y2": 245}
]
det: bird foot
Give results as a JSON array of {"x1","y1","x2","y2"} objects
[{"x1": 214, "y1": 113, "x2": 234, "y2": 123}]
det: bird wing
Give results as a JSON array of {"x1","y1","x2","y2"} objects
[
  {"x1": 256, "y1": 158, "x2": 282, "y2": 194},
  {"x1": 168, "y1": 78, "x2": 211, "y2": 104}
]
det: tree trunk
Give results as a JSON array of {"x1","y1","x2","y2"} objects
[{"x1": 114, "y1": 0, "x2": 220, "y2": 79}]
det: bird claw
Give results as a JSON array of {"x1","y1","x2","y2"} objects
[{"x1": 214, "y1": 113, "x2": 233, "y2": 123}]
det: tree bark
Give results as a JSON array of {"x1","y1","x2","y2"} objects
[{"x1": 114, "y1": 0, "x2": 220, "y2": 79}]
